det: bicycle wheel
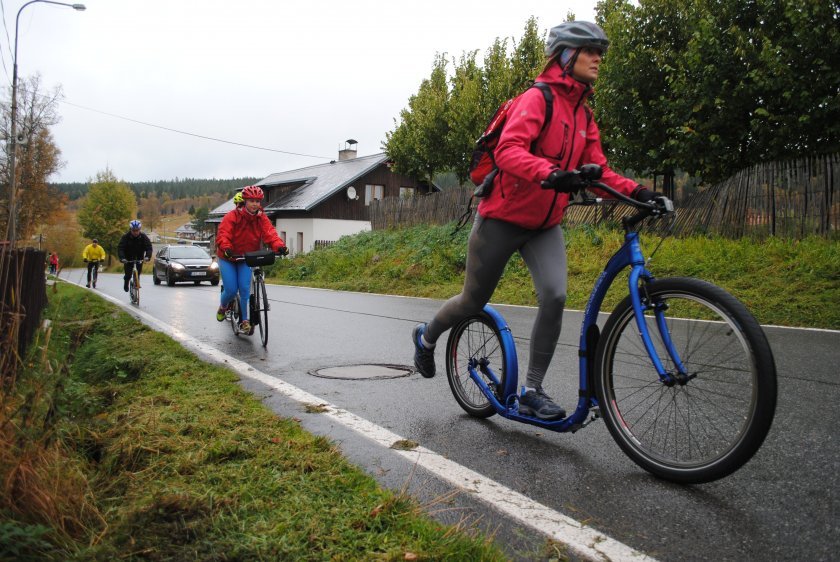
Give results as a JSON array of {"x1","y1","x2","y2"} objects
[
  {"x1": 130, "y1": 269, "x2": 140, "y2": 305},
  {"x1": 254, "y1": 276, "x2": 269, "y2": 347},
  {"x1": 229, "y1": 295, "x2": 241, "y2": 335},
  {"x1": 445, "y1": 312, "x2": 509, "y2": 418},
  {"x1": 594, "y1": 277, "x2": 777, "y2": 484}
]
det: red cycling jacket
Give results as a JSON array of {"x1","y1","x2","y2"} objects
[
  {"x1": 477, "y1": 63, "x2": 638, "y2": 230},
  {"x1": 216, "y1": 207, "x2": 286, "y2": 261}
]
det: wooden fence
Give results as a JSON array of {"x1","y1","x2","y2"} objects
[
  {"x1": 667, "y1": 153, "x2": 838, "y2": 238},
  {"x1": 369, "y1": 189, "x2": 474, "y2": 230},
  {"x1": 370, "y1": 153, "x2": 838, "y2": 239},
  {"x1": 0, "y1": 246, "x2": 48, "y2": 381},
  {"x1": 313, "y1": 239, "x2": 337, "y2": 250}
]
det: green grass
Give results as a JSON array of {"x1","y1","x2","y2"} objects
[
  {"x1": 0, "y1": 285, "x2": 508, "y2": 561},
  {"x1": 267, "y1": 223, "x2": 840, "y2": 330}
]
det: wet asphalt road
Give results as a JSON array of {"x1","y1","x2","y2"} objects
[{"x1": 65, "y1": 270, "x2": 840, "y2": 561}]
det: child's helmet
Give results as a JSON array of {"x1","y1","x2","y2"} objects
[{"x1": 241, "y1": 185, "x2": 264, "y2": 200}]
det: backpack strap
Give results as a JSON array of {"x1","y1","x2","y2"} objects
[
  {"x1": 584, "y1": 103, "x2": 593, "y2": 125},
  {"x1": 530, "y1": 82, "x2": 554, "y2": 153},
  {"x1": 452, "y1": 194, "x2": 476, "y2": 236}
]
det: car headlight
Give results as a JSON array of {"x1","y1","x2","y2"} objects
[
  {"x1": 170, "y1": 262, "x2": 185, "y2": 270},
  {"x1": 209, "y1": 261, "x2": 219, "y2": 270}
]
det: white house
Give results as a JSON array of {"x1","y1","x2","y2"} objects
[{"x1": 207, "y1": 143, "x2": 437, "y2": 255}]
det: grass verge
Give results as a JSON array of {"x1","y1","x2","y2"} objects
[
  {"x1": 0, "y1": 284, "x2": 508, "y2": 561},
  {"x1": 267, "y1": 223, "x2": 840, "y2": 330}
]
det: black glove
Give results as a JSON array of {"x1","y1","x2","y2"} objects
[
  {"x1": 633, "y1": 186, "x2": 664, "y2": 203},
  {"x1": 223, "y1": 248, "x2": 233, "y2": 259},
  {"x1": 277, "y1": 246, "x2": 289, "y2": 256},
  {"x1": 83, "y1": 259, "x2": 88, "y2": 263},
  {"x1": 542, "y1": 169, "x2": 584, "y2": 193}
]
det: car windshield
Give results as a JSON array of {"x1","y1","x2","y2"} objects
[{"x1": 169, "y1": 246, "x2": 211, "y2": 259}]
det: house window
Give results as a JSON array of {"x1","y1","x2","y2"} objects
[
  {"x1": 399, "y1": 187, "x2": 415, "y2": 199},
  {"x1": 296, "y1": 232, "x2": 303, "y2": 254},
  {"x1": 280, "y1": 231, "x2": 286, "y2": 245},
  {"x1": 365, "y1": 184, "x2": 384, "y2": 206}
]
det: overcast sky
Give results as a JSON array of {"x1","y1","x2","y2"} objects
[{"x1": 2, "y1": 0, "x2": 599, "y2": 183}]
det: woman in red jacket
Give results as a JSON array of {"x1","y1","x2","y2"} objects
[
  {"x1": 215, "y1": 185, "x2": 287, "y2": 334},
  {"x1": 412, "y1": 21, "x2": 668, "y2": 420}
]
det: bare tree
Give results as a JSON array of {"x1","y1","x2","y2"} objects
[{"x1": 1, "y1": 74, "x2": 65, "y2": 241}]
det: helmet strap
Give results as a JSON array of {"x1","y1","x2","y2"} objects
[{"x1": 560, "y1": 47, "x2": 581, "y2": 77}]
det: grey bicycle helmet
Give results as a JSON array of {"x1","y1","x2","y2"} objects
[{"x1": 545, "y1": 21, "x2": 609, "y2": 58}]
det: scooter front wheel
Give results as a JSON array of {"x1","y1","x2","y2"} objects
[
  {"x1": 445, "y1": 312, "x2": 508, "y2": 418},
  {"x1": 594, "y1": 277, "x2": 777, "y2": 484}
]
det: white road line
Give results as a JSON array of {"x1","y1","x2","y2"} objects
[
  {"x1": 272, "y1": 283, "x2": 840, "y2": 333},
  {"x1": 75, "y1": 281, "x2": 655, "y2": 561}
]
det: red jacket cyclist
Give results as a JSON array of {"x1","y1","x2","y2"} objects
[
  {"x1": 215, "y1": 185, "x2": 287, "y2": 334},
  {"x1": 412, "y1": 21, "x2": 666, "y2": 420}
]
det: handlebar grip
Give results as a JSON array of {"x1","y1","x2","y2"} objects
[
  {"x1": 579, "y1": 163, "x2": 603, "y2": 181},
  {"x1": 590, "y1": 180, "x2": 655, "y2": 209}
]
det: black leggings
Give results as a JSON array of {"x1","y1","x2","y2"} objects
[
  {"x1": 425, "y1": 214, "x2": 567, "y2": 388},
  {"x1": 86, "y1": 261, "x2": 99, "y2": 284},
  {"x1": 123, "y1": 261, "x2": 143, "y2": 281}
]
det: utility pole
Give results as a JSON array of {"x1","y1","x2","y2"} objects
[{"x1": 6, "y1": 1, "x2": 86, "y2": 247}]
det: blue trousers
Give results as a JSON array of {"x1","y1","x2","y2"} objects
[{"x1": 219, "y1": 259, "x2": 252, "y2": 321}]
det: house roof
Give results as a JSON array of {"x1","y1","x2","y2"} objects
[
  {"x1": 209, "y1": 199, "x2": 237, "y2": 217},
  {"x1": 261, "y1": 153, "x2": 390, "y2": 212},
  {"x1": 208, "y1": 152, "x2": 437, "y2": 217}
]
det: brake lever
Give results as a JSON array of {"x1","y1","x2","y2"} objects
[
  {"x1": 657, "y1": 197, "x2": 675, "y2": 214},
  {"x1": 567, "y1": 189, "x2": 601, "y2": 206}
]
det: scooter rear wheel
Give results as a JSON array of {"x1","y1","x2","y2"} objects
[{"x1": 445, "y1": 312, "x2": 508, "y2": 418}]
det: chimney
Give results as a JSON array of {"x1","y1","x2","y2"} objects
[{"x1": 338, "y1": 139, "x2": 358, "y2": 161}]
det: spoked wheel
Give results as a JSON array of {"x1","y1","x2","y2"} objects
[
  {"x1": 129, "y1": 270, "x2": 140, "y2": 305},
  {"x1": 594, "y1": 277, "x2": 777, "y2": 484},
  {"x1": 229, "y1": 296, "x2": 241, "y2": 335},
  {"x1": 445, "y1": 312, "x2": 508, "y2": 418},
  {"x1": 253, "y1": 277, "x2": 270, "y2": 347}
]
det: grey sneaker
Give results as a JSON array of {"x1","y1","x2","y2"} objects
[
  {"x1": 412, "y1": 323, "x2": 436, "y2": 378},
  {"x1": 519, "y1": 387, "x2": 566, "y2": 420}
]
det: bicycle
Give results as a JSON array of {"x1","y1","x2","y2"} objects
[
  {"x1": 224, "y1": 249, "x2": 277, "y2": 347},
  {"x1": 124, "y1": 260, "x2": 145, "y2": 306},
  {"x1": 444, "y1": 164, "x2": 777, "y2": 484}
]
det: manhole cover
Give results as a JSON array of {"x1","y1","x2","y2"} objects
[{"x1": 309, "y1": 364, "x2": 413, "y2": 380}]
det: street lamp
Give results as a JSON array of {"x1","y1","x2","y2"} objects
[{"x1": 6, "y1": 0, "x2": 85, "y2": 247}]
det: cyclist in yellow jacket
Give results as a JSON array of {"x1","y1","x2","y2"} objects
[{"x1": 81, "y1": 238, "x2": 106, "y2": 288}]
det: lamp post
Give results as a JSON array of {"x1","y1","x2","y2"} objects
[{"x1": 6, "y1": 0, "x2": 85, "y2": 247}]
